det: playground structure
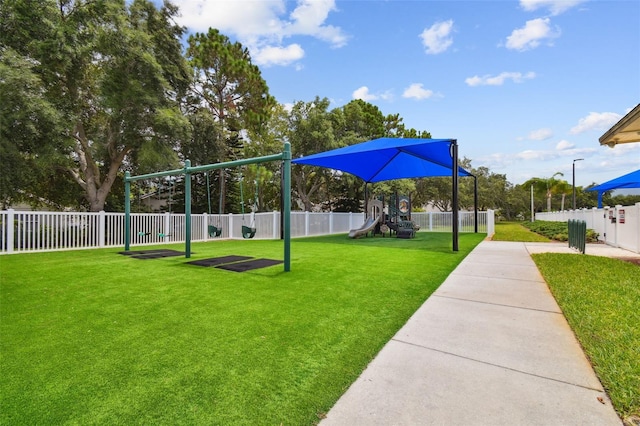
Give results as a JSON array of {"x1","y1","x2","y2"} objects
[
  {"x1": 348, "y1": 193, "x2": 419, "y2": 239},
  {"x1": 348, "y1": 199, "x2": 383, "y2": 238},
  {"x1": 123, "y1": 143, "x2": 292, "y2": 271}
]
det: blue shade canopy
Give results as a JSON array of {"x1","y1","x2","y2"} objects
[
  {"x1": 586, "y1": 169, "x2": 640, "y2": 192},
  {"x1": 292, "y1": 137, "x2": 471, "y2": 183},
  {"x1": 586, "y1": 169, "x2": 640, "y2": 208}
]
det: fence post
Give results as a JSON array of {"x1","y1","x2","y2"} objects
[
  {"x1": 305, "y1": 211, "x2": 310, "y2": 236},
  {"x1": 487, "y1": 209, "x2": 495, "y2": 237},
  {"x1": 229, "y1": 214, "x2": 234, "y2": 239},
  {"x1": 202, "y1": 213, "x2": 208, "y2": 240},
  {"x1": 99, "y1": 210, "x2": 106, "y2": 248},
  {"x1": 7, "y1": 209, "x2": 15, "y2": 253},
  {"x1": 273, "y1": 211, "x2": 278, "y2": 239},
  {"x1": 329, "y1": 211, "x2": 334, "y2": 234},
  {"x1": 164, "y1": 212, "x2": 170, "y2": 242},
  {"x1": 614, "y1": 205, "x2": 622, "y2": 248}
]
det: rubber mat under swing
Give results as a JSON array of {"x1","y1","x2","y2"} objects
[
  {"x1": 119, "y1": 249, "x2": 186, "y2": 259},
  {"x1": 215, "y1": 258, "x2": 283, "y2": 272},
  {"x1": 186, "y1": 255, "x2": 253, "y2": 267}
]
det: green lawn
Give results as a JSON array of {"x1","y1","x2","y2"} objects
[
  {"x1": 0, "y1": 232, "x2": 484, "y2": 425},
  {"x1": 492, "y1": 221, "x2": 550, "y2": 242},
  {"x1": 533, "y1": 254, "x2": 640, "y2": 421}
]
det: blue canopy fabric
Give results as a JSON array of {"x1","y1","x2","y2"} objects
[
  {"x1": 586, "y1": 169, "x2": 640, "y2": 192},
  {"x1": 586, "y1": 169, "x2": 640, "y2": 208},
  {"x1": 292, "y1": 137, "x2": 471, "y2": 183}
]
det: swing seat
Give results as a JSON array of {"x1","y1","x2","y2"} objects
[
  {"x1": 242, "y1": 225, "x2": 256, "y2": 239},
  {"x1": 208, "y1": 225, "x2": 222, "y2": 237}
]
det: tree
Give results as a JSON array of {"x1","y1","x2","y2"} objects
[
  {"x1": 1, "y1": 0, "x2": 191, "y2": 211},
  {"x1": 185, "y1": 28, "x2": 275, "y2": 213},
  {"x1": 0, "y1": 48, "x2": 64, "y2": 208},
  {"x1": 525, "y1": 172, "x2": 565, "y2": 212},
  {"x1": 554, "y1": 178, "x2": 571, "y2": 211},
  {"x1": 244, "y1": 103, "x2": 291, "y2": 212},
  {"x1": 288, "y1": 97, "x2": 340, "y2": 211}
]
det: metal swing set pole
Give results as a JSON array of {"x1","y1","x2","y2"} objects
[{"x1": 124, "y1": 143, "x2": 292, "y2": 272}]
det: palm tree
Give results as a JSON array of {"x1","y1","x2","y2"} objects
[
  {"x1": 553, "y1": 178, "x2": 572, "y2": 211},
  {"x1": 525, "y1": 172, "x2": 565, "y2": 212}
]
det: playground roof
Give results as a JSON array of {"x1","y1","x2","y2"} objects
[
  {"x1": 291, "y1": 137, "x2": 471, "y2": 183},
  {"x1": 586, "y1": 168, "x2": 640, "y2": 192}
]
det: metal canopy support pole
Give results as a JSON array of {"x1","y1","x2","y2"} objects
[
  {"x1": 364, "y1": 183, "x2": 368, "y2": 218},
  {"x1": 184, "y1": 160, "x2": 192, "y2": 258},
  {"x1": 124, "y1": 171, "x2": 131, "y2": 251},
  {"x1": 282, "y1": 142, "x2": 291, "y2": 272},
  {"x1": 451, "y1": 140, "x2": 459, "y2": 252}
]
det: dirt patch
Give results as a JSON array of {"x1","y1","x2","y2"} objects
[{"x1": 613, "y1": 257, "x2": 640, "y2": 266}]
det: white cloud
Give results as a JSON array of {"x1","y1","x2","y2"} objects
[
  {"x1": 285, "y1": 0, "x2": 348, "y2": 47},
  {"x1": 555, "y1": 140, "x2": 575, "y2": 150},
  {"x1": 516, "y1": 150, "x2": 554, "y2": 161},
  {"x1": 402, "y1": 83, "x2": 435, "y2": 100},
  {"x1": 252, "y1": 44, "x2": 305, "y2": 67},
  {"x1": 172, "y1": 0, "x2": 347, "y2": 67},
  {"x1": 520, "y1": 0, "x2": 586, "y2": 16},
  {"x1": 352, "y1": 86, "x2": 378, "y2": 102},
  {"x1": 478, "y1": 146, "x2": 598, "y2": 169},
  {"x1": 174, "y1": 0, "x2": 285, "y2": 37},
  {"x1": 420, "y1": 20, "x2": 454, "y2": 55},
  {"x1": 465, "y1": 71, "x2": 536, "y2": 86},
  {"x1": 352, "y1": 86, "x2": 392, "y2": 102},
  {"x1": 528, "y1": 128, "x2": 553, "y2": 140},
  {"x1": 505, "y1": 18, "x2": 560, "y2": 51},
  {"x1": 570, "y1": 112, "x2": 622, "y2": 134}
]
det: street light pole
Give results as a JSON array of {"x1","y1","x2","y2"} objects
[{"x1": 572, "y1": 158, "x2": 584, "y2": 210}]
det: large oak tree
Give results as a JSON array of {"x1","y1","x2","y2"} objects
[{"x1": 1, "y1": 0, "x2": 190, "y2": 211}]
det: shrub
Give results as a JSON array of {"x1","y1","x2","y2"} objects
[{"x1": 522, "y1": 221, "x2": 598, "y2": 243}]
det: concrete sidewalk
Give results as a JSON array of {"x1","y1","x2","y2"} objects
[{"x1": 321, "y1": 241, "x2": 623, "y2": 426}]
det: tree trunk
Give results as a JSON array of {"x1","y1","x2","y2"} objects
[
  {"x1": 69, "y1": 121, "x2": 132, "y2": 212},
  {"x1": 293, "y1": 170, "x2": 322, "y2": 211}
]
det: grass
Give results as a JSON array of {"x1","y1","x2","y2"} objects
[
  {"x1": 491, "y1": 221, "x2": 551, "y2": 242},
  {"x1": 532, "y1": 254, "x2": 640, "y2": 420},
  {"x1": 0, "y1": 232, "x2": 485, "y2": 425}
]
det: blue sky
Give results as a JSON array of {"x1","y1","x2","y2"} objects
[{"x1": 172, "y1": 0, "x2": 639, "y2": 188}]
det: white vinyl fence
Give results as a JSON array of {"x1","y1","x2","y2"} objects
[
  {"x1": 535, "y1": 203, "x2": 640, "y2": 254},
  {"x1": 1, "y1": 209, "x2": 492, "y2": 254}
]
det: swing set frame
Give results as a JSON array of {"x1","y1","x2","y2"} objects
[{"x1": 123, "y1": 143, "x2": 292, "y2": 272}]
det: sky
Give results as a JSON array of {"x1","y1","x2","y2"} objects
[{"x1": 170, "y1": 0, "x2": 639, "y2": 188}]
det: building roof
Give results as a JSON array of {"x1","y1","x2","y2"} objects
[{"x1": 599, "y1": 104, "x2": 640, "y2": 147}]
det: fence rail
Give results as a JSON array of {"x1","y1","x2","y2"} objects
[
  {"x1": 1, "y1": 209, "x2": 492, "y2": 254},
  {"x1": 535, "y1": 203, "x2": 640, "y2": 254}
]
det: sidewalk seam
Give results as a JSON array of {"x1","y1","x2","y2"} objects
[
  {"x1": 449, "y1": 271, "x2": 545, "y2": 285},
  {"x1": 391, "y1": 338, "x2": 605, "y2": 393},
  {"x1": 432, "y1": 294, "x2": 562, "y2": 314}
]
